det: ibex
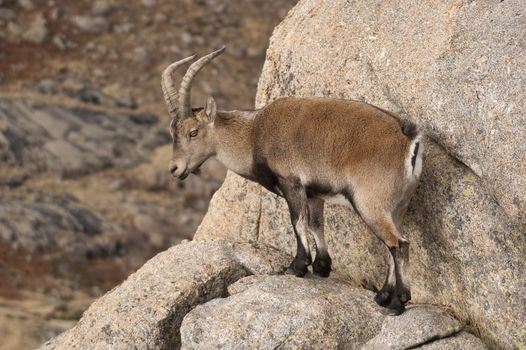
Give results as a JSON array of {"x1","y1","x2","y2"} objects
[{"x1": 162, "y1": 47, "x2": 423, "y2": 313}]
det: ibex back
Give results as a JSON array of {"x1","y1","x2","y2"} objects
[{"x1": 162, "y1": 47, "x2": 423, "y2": 314}]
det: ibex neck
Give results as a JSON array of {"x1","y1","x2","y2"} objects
[{"x1": 213, "y1": 110, "x2": 256, "y2": 177}]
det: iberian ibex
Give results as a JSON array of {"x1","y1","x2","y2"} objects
[{"x1": 161, "y1": 47, "x2": 423, "y2": 313}]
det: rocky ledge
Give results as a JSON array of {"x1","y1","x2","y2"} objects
[{"x1": 40, "y1": 240, "x2": 487, "y2": 350}]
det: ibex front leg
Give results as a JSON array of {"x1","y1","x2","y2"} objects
[
  {"x1": 279, "y1": 177, "x2": 312, "y2": 277},
  {"x1": 308, "y1": 197, "x2": 332, "y2": 277}
]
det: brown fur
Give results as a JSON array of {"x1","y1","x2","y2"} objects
[{"x1": 253, "y1": 98, "x2": 409, "y2": 177}]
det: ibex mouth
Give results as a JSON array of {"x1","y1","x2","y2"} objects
[
  {"x1": 190, "y1": 159, "x2": 207, "y2": 176},
  {"x1": 178, "y1": 169, "x2": 190, "y2": 180},
  {"x1": 177, "y1": 165, "x2": 201, "y2": 180}
]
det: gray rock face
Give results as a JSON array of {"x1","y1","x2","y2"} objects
[
  {"x1": 181, "y1": 275, "x2": 486, "y2": 350},
  {"x1": 0, "y1": 98, "x2": 168, "y2": 255},
  {"x1": 0, "y1": 195, "x2": 118, "y2": 255},
  {"x1": 34, "y1": 76, "x2": 140, "y2": 109},
  {"x1": 417, "y1": 332, "x2": 488, "y2": 350},
  {"x1": 196, "y1": 1, "x2": 526, "y2": 348},
  {"x1": 362, "y1": 305, "x2": 462, "y2": 350},
  {"x1": 0, "y1": 8, "x2": 15, "y2": 21},
  {"x1": 0, "y1": 99, "x2": 159, "y2": 181},
  {"x1": 39, "y1": 241, "x2": 290, "y2": 350},
  {"x1": 181, "y1": 275, "x2": 384, "y2": 349}
]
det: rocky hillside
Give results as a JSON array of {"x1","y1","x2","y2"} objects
[
  {"x1": 38, "y1": 1, "x2": 524, "y2": 349},
  {"x1": 0, "y1": 0, "x2": 296, "y2": 349},
  {"x1": 0, "y1": 0, "x2": 294, "y2": 111}
]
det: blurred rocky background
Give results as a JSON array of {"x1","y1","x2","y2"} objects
[{"x1": 0, "y1": 0, "x2": 296, "y2": 348}]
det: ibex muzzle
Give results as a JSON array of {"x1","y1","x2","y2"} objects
[{"x1": 161, "y1": 47, "x2": 423, "y2": 314}]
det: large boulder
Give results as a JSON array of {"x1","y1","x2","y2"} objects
[
  {"x1": 257, "y1": 0, "x2": 526, "y2": 224},
  {"x1": 196, "y1": 1, "x2": 526, "y2": 348},
  {"x1": 181, "y1": 275, "x2": 385, "y2": 349},
  {"x1": 39, "y1": 240, "x2": 290, "y2": 350},
  {"x1": 181, "y1": 275, "x2": 486, "y2": 350},
  {"x1": 40, "y1": 241, "x2": 487, "y2": 350}
]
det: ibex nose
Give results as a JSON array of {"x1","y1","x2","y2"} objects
[{"x1": 169, "y1": 163, "x2": 177, "y2": 176}]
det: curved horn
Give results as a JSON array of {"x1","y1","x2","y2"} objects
[
  {"x1": 179, "y1": 46, "x2": 226, "y2": 118},
  {"x1": 161, "y1": 54, "x2": 197, "y2": 118}
]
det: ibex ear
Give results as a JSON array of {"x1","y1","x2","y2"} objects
[{"x1": 204, "y1": 96, "x2": 217, "y2": 123}]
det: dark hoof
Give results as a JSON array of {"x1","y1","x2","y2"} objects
[
  {"x1": 374, "y1": 288, "x2": 393, "y2": 307},
  {"x1": 284, "y1": 267, "x2": 307, "y2": 277},
  {"x1": 285, "y1": 258, "x2": 309, "y2": 277},
  {"x1": 399, "y1": 289, "x2": 411, "y2": 303},
  {"x1": 374, "y1": 281, "x2": 395, "y2": 307},
  {"x1": 381, "y1": 286, "x2": 411, "y2": 315},
  {"x1": 312, "y1": 256, "x2": 332, "y2": 277},
  {"x1": 386, "y1": 296, "x2": 406, "y2": 315}
]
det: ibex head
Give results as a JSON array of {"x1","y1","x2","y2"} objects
[{"x1": 162, "y1": 47, "x2": 225, "y2": 179}]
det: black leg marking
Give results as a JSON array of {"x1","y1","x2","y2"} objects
[
  {"x1": 411, "y1": 142, "x2": 420, "y2": 172},
  {"x1": 375, "y1": 250, "x2": 396, "y2": 307},
  {"x1": 398, "y1": 241, "x2": 412, "y2": 303},
  {"x1": 382, "y1": 246, "x2": 411, "y2": 314},
  {"x1": 375, "y1": 273, "x2": 395, "y2": 307}
]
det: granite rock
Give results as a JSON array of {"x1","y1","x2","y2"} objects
[
  {"x1": 181, "y1": 275, "x2": 385, "y2": 349},
  {"x1": 362, "y1": 305, "x2": 462, "y2": 350},
  {"x1": 181, "y1": 275, "x2": 487, "y2": 350},
  {"x1": 196, "y1": 1, "x2": 526, "y2": 348},
  {"x1": 39, "y1": 241, "x2": 290, "y2": 350}
]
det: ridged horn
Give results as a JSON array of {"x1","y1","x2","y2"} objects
[
  {"x1": 179, "y1": 46, "x2": 226, "y2": 118},
  {"x1": 161, "y1": 54, "x2": 197, "y2": 118}
]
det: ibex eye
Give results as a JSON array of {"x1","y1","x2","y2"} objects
[{"x1": 189, "y1": 129, "x2": 198, "y2": 138}]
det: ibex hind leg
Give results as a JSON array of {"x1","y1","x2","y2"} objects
[{"x1": 357, "y1": 205, "x2": 411, "y2": 314}]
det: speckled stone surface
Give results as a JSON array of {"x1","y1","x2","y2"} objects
[
  {"x1": 197, "y1": 1, "x2": 526, "y2": 348},
  {"x1": 362, "y1": 305, "x2": 463, "y2": 350},
  {"x1": 181, "y1": 275, "x2": 386, "y2": 350},
  {"x1": 416, "y1": 332, "x2": 488, "y2": 350},
  {"x1": 39, "y1": 241, "x2": 290, "y2": 350},
  {"x1": 181, "y1": 276, "x2": 486, "y2": 350}
]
